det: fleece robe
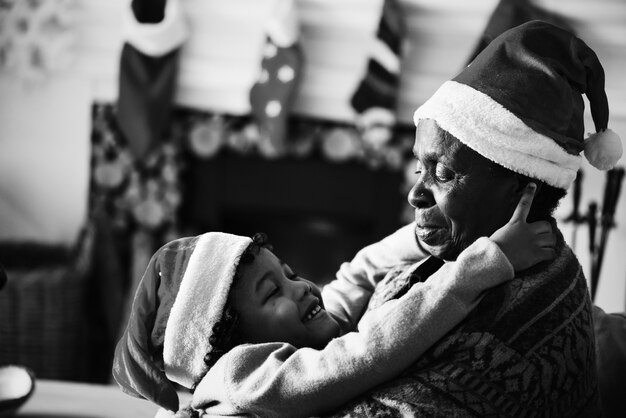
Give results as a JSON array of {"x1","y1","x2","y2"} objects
[{"x1": 191, "y1": 237, "x2": 513, "y2": 417}]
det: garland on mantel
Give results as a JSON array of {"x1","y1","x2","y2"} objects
[
  {"x1": 90, "y1": 104, "x2": 183, "y2": 239},
  {"x1": 90, "y1": 103, "x2": 417, "y2": 233},
  {"x1": 185, "y1": 110, "x2": 415, "y2": 171}
]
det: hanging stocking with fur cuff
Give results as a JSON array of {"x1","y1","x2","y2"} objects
[
  {"x1": 466, "y1": 0, "x2": 573, "y2": 64},
  {"x1": 249, "y1": 0, "x2": 302, "y2": 157},
  {"x1": 350, "y1": 0, "x2": 405, "y2": 141},
  {"x1": 116, "y1": 0, "x2": 188, "y2": 161}
]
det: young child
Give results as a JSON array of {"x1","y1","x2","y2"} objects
[{"x1": 113, "y1": 183, "x2": 555, "y2": 417}]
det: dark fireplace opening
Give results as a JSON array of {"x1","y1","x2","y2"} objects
[{"x1": 181, "y1": 152, "x2": 408, "y2": 285}]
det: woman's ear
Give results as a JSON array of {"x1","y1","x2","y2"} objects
[
  {"x1": 509, "y1": 174, "x2": 527, "y2": 203},
  {"x1": 510, "y1": 175, "x2": 542, "y2": 205},
  {"x1": 510, "y1": 175, "x2": 544, "y2": 220}
]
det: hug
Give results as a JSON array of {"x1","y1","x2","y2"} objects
[{"x1": 113, "y1": 18, "x2": 624, "y2": 418}]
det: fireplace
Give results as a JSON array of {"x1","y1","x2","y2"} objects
[{"x1": 181, "y1": 153, "x2": 407, "y2": 285}]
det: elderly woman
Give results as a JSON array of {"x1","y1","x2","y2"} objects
[{"x1": 325, "y1": 21, "x2": 622, "y2": 417}]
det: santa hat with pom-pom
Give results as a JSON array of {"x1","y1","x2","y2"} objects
[
  {"x1": 112, "y1": 232, "x2": 252, "y2": 412},
  {"x1": 414, "y1": 20, "x2": 622, "y2": 189}
]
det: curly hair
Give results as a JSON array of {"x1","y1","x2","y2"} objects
[{"x1": 193, "y1": 232, "x2": 272, "y2": 389}]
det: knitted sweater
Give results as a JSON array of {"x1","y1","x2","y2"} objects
[
  {"x1": 328, "y1": 226, "x2": 600, "y2": 417},
  {"x1": 191, "y1": 236, "x2": 514, "y2": 417}
]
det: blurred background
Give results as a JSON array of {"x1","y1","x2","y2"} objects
[{"x1": 0, "y1": 0, "x2": 624, "y2": 385}]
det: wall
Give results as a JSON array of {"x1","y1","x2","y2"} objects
[{"x1": 0, "y1": 0, "x2": 624, "y2": 311}]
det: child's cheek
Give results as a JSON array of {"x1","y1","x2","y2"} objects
[{"x1": 273, "y1": 301, "x2": 298, "y2": 322}]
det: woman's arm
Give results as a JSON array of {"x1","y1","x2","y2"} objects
[
  {"x1": 192, "y1": 237, "x2": 513, "y2": 417},
  {"x1": 322, "y1": 221, "x2": 427, "y2": 333}
]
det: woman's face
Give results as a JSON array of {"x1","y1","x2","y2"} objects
[
  {"x1": 231, "y1": 248, "x2": 340, "y2": 349},
  {"x1": 408, "y1": 119, "x2": 519, "y2": 260}
]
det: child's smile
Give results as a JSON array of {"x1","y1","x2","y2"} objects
[
  {"x1": 303, "y1": 303, "x2": 323, "y2": 322},
  {"x1": 231, "y1": 248, "x2": 340, "y2": 349}
]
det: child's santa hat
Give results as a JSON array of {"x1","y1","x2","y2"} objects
[
  {"x1": 414, "y1": 20, "x2": 622, "y2": 189},
  {"x1": 112, "y1": 232, "x2": 252, "y2": 412}
]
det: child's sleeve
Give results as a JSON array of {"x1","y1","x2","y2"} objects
[
  {"x1": 322, "y1": 221, "x2": 427, "y2": 333},
  {"x1": 192, "y1": 237, "x2": 513, "y2": 417}
]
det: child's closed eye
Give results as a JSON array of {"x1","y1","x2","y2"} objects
[{"x1": 265, "y1": 285, "x2": 280, "y2": 302}]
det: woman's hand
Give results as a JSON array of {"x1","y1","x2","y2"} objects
[{"x1": 490, "y1": 183, "x2": 557, "y2": 272}]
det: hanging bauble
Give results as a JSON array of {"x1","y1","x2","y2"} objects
[
  {"x1": 321, "y1": 127, "x2": 360, "y2": 162},
  {"x1": 188, "y1": 116, "x2": 225, "y2": 158}
]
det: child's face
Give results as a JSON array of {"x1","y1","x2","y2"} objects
[{"x1": 231, "y1": 248, "x2": 340, "y2": 349}]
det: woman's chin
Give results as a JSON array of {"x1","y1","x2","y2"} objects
[
  {"x1": 415, "y1": 227, "x2": 455, "y2": 258},
  {"x1": 420, "y1": 240, "x2": 459, "y2": 261}
]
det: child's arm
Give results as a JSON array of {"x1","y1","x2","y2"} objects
[
  {"x1": 322, "y1": 221, "x2": 428, "y2": 333},
  {"x1": 192, "y1": 239, "x2": 513, "y2": 417}
]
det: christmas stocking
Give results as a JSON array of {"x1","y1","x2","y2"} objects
[
  {"x1": 467, "y1": 0, "x2": 573, "y2": 63},
  {"x1": 249, "y1": 0, "x2": 302, "y2": 157},
  {"x1": 116, "y1": 0, "x2": 187, "y2": 161},
  {"x1": 350, "y1": 0, "x2": 405, "y2": 131}
]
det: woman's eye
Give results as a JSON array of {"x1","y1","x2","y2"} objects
[{"x1": 435, "y1": 164, "x2": 454, "y2": 182}]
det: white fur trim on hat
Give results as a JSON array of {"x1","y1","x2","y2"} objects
[
  {"x1": 413, "y1": 81, "x2": 582, "y2": 189},
  {"x1": 123, "y1": 0, "x2": 189, "y2": 56},
  {"x1": 163, "y1": 232, "x2": 252, "y2": 388}
]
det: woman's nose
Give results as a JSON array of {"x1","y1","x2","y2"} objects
[{"x1": 408, "y1": 180, "x2": 434, "y2": 209}]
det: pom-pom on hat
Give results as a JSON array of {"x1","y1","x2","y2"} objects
[
  {"x1": 414, "y1": 20, "x2": 622, "y2": 189},
  {"x1": 112, "y1": 232, "x2": 252, "y2": 412}
]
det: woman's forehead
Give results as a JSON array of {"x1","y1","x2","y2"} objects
[
  {"x1": 413, "y1": 119, "x2": 502, "y2": 177},
  {"x1": 414, "y1": 119, "x2": 462, "y2": 160}
]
